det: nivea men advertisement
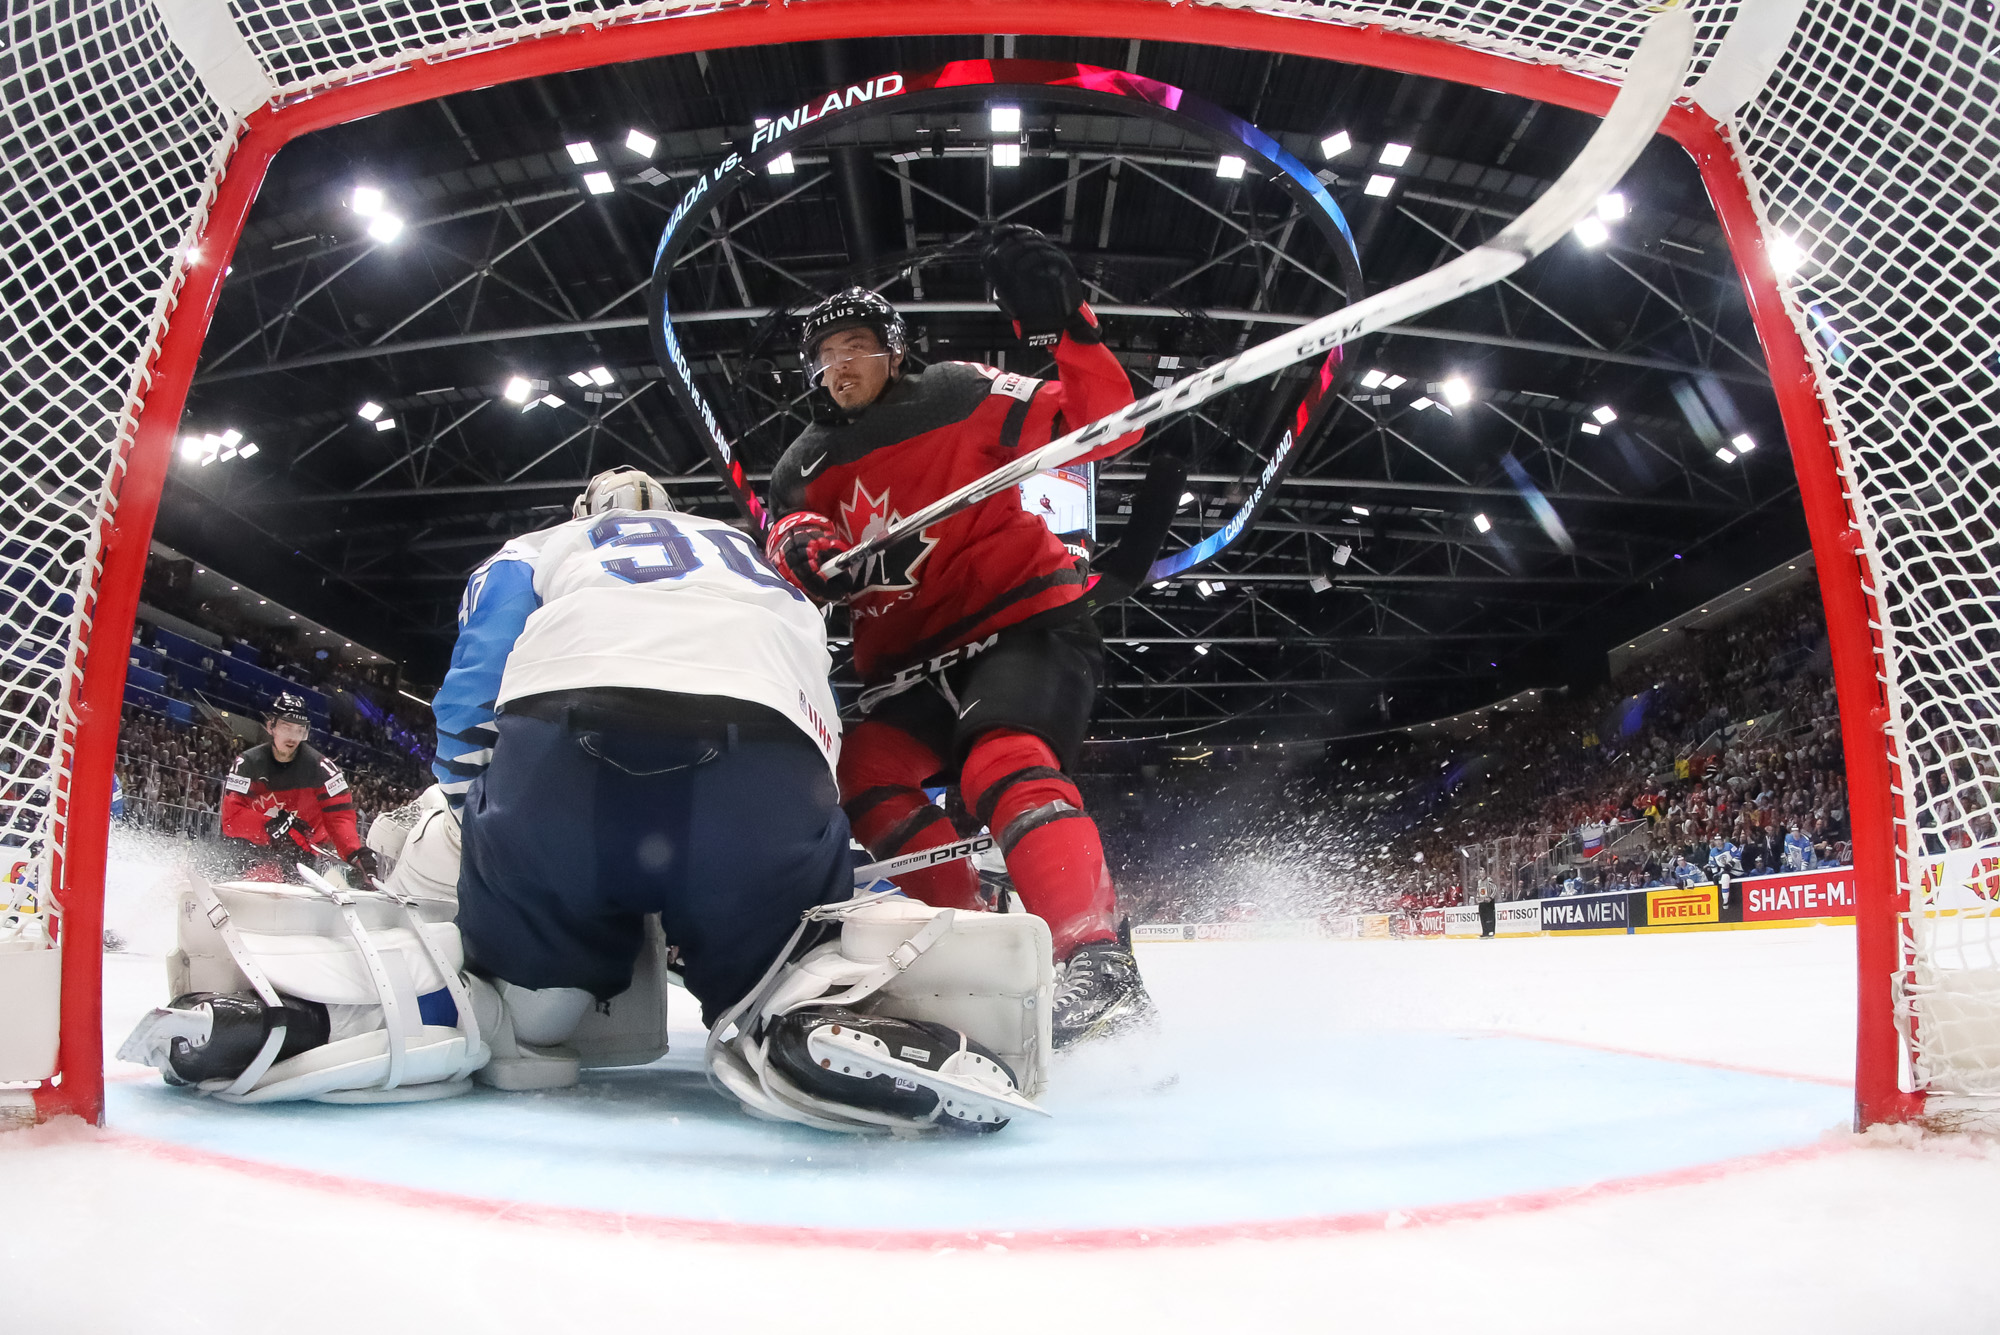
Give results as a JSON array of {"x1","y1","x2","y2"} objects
[{"x1": 1540, "y1": 890, "x2": 1631, "y2": 932}]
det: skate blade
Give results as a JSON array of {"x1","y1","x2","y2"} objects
[
  {"x1": 116, "y1": 1005, "x2": 210, "y2": 1069},
  {"x1": 806, "y1": 1026, "x2": 1050, "y2": 1125}
]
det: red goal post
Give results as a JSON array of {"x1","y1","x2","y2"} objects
[{"x1": 3, "y1": 0, "x2": 1984, "y2": 1131}]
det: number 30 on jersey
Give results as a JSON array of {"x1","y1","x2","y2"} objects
[{"x1": 588, "y1": 515, "x2": 804, "y2": 602}]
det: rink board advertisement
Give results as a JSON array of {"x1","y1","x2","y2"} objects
[
  {"x1": 1541, "y1": 891, "x2": 1630, "y2": 933},
  {"x1": 1645, "y1": 886, "x2": 1720, "y2": 927},
  {"x1": 1741, "y1": 868, "x2": 1858, "y2": 922},
  {"x1": 1132, "y1": 869, "x2": 1858, "y2": 945}
]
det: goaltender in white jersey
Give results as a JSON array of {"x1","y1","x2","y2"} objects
[{"x1": 431, "y1": 472, "x2": 838, "y2": 804}]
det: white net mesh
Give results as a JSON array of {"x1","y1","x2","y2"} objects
[
  {"x1": 1736, "y1": 1, "x2": 2000, "y2": 1093},
  {"x1": 5, "y1": 0, "x2": 1999, "y2": 1106},
  {"x1": 2, "y1": 0, "x2": 231, "y2": 901}
]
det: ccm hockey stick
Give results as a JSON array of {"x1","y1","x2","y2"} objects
[
  {"x1": 823, "y1": 4, "x2": 1694, "y2": 581},
  {"x1": 852, "y1": 834, "x2": 994, "y2": 885}
]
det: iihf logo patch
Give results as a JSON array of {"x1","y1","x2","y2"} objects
[{"x1": 838, "y1": 479, "x2": 938, "y2": 595}]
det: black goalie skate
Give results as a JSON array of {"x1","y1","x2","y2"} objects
[
  {"x1": 1051, "y1": 940, "x2": 1157, "y2": 1050},
  {"x1": 766, "y1": 1007, "x2": 1040, "y2": 1132}
]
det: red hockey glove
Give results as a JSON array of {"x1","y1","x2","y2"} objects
[
  {"x1": 766, "y1": 511, "x2": 857, "y2": 604},
  {"x1": 982, "y1": 225, "x2": 1100, "y2": 347}
]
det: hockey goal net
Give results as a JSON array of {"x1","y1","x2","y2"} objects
[{"x1": 3, "y1": 0, "x2": 1994, "y2": 1129}]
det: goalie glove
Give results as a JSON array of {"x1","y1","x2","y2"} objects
[
  {"x1": 766, "y1": 511, "x2": 857, "y2": 604},
  {"x1": 982, "y1": 224, "x2": 1101, "y2": 347}
]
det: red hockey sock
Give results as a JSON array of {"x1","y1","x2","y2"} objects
[
  {"x1": 838, "y1": 719, "x2": 980, "y2": 910},
  {"x1": 961, "y1": 730, "x2": 1118, "y2": 958}
]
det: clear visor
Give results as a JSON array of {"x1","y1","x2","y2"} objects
[
  {"x1": 809, "y1": 346, "x2": 895, "y2": 383},
  {"x1": 270, "y1": 719, "x2": 309, "y2": 744}
]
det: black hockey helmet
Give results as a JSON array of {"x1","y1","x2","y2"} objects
[
  {"x1": 798, "y1": 286, "x2": 907, "y2": 384},
  {"x1": 267, "y1": 692, "x2": 310, "y2": 728}
]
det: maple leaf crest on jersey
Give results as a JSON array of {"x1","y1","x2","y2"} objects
[{"x1": 839, "y1": 478, "x2": 938, "y2": 595}]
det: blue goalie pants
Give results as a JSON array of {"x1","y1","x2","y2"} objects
[{"x1": 456, "y1": 701, "x2": 853, "y2": 1025}]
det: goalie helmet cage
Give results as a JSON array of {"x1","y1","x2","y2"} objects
[{"x1": 1, "y1": 0, "x2": 1991, "y2": 1130}]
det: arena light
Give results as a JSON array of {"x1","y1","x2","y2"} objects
[
  {"x1": 1320, "y1": 130, "x2": 1351, "y2": 158},
  {"x1": 1359, "y1": 369, "x2": 1388, "y2": 389},
  {"x1": 1441, "y1": 376, "x2": 1473, "y2": 406},
  {"x1": 1592, "y1": 405, "x2": 1618, "y2": 424},
  {"x1": 357, "y1": 401, "x2": 384, "y2": 421},
  {"x1": 1215, "y1": 155, "x2": 1247, "y2": 180},
  {"x1": 989, "y1": 106, "x2": 1021, "y2": 133},
  {"x1": 365, "y1": 213, "x2": 405, "y2": 243},
  {"x1": 1363, "y1": 174, "x2": 1395, "y2": 197},
  {"x1": 348, "y1": 185, "x2": 384, "y2": 216},
  {"x1": 1581, "y1": 422, "x2": 1602, "y2": 434},
  {"x1": 1194, "y1": 643, "x2": 1211, "y2": 655},
  {"x1": 1769, "y1": 234, "x2": 1805, "y2": 275},
  {"x1": 583, "y1": 171, "x2": 614, "y2": 196},
  {"x1": 587, "y1": 366, "x2": 615, "y2": 387},
  {"x1": 502, "y1": 376, "x2": 533, "y2": 404},
  {"x1": 1379, "y1": 142, "x2": 1412, "y2": 167},
  {"x1": 373, "y1": 417, "x2": 395, "y2": 432},
  {"x1": 1382, "y1": 374, "x2": 1406, "y2": 389},
  {"x1": 1715, "y1": 446, "x2": 1737, "y2": 462},
  {"x1": 566, "y1": 371, "x2": 593, "y2": 387},
  {"x1": 238, "y1": 443, "x2": 259, "y2": 458},
  {"x1": 1731, "y1": 432, "x2": 1758, "y2": 453},
  {"x1": 1596, "y1": 191, "x2": 1629, "y2": 221},
  {"x1": 539, "y1": 393, "x2": 564, "y2": 408},
  {"x1": 1473, "y1": 513, "x2": 1492, "y2": 533},
  {"x1": 991, "y1": 142, "x2": 1021, "y2": 168},
  {"x1": 1351, "y1": 505, "x2": 1370, "y2": 516},
  {"x1": 1179, "y1": 491, "x2": 1196, "y2": 507},
  {"x1": 565, "y1": 140, "x2": 598, "y2": 165},
  {"x1": 767, "y1": 153, "x2": 795, "y2": 175},
  {"x1": 1309, "y1": 573, "x2": 1332, "y2": 593},
  {"x1": 624, "y1": 128, "x2": 657, "y2": 157},
  {"x1": 1410, "y1": 396, "x2": 1435, "y2": 411},
  {"x1": 1574, "y1": 214, "x2": 1610, "y2": 247}
]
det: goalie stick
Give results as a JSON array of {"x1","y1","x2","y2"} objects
[{"x1": 821, "y1": 4, "x2": 1695, "y2": 581}]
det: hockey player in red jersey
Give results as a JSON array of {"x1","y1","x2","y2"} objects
[
  {"x1": 764, "y1": 226, "x2": 1154, "y2": 1048},
  {"x1": 218, "y1": 692, "x2": 373, "y2": 880}
]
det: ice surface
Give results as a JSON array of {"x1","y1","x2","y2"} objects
[{"x1": 10, "y1": 842, "x2": 2000, "y2": 1332}]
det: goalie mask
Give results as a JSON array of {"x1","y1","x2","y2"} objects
[{"x1": 574, "y1": 467, "x2": 673, "y2": 518}]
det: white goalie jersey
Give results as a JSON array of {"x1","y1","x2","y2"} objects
[{"x1": 432, "y1": 509, "x2": 839, "y2": 802}]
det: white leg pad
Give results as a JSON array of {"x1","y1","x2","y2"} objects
[{"x1": 705, "y1": 892, "x2": 1055, "y2": 1134}]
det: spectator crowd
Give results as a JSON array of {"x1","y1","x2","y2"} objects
[
  {"x1": 113, "y1": 553, "x2": 434, "y2": 842},
  {"x1": 1104, "y1": 583, "x2": 1854, "y2": 924}
]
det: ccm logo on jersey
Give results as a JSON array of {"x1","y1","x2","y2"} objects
[{"x1": 988, "y1": 372, "x2": 1039, "y2": 403}]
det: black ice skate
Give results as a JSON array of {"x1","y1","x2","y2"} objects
[
  {"x1": 1051, "y1": 940, "x2": 1156, "y2": 1050},
  {"x1": 766, "y1": 1007, "x2": 1042, "y2": 1132}
]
